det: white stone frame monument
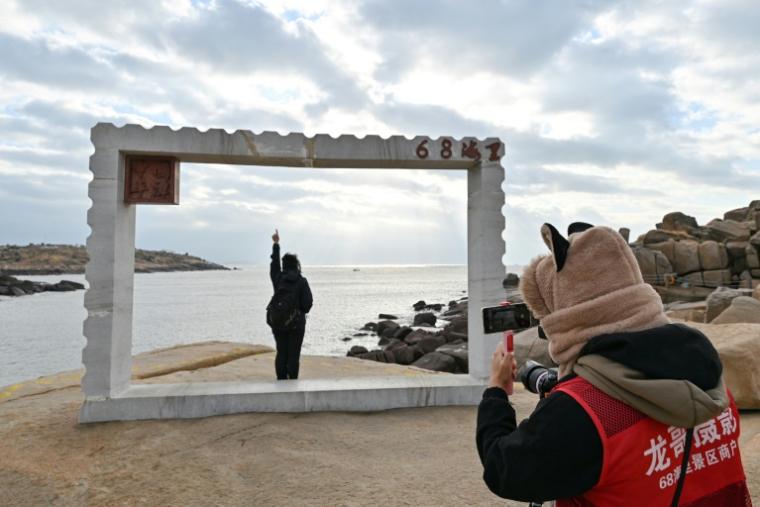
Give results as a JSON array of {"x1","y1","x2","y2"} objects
[{"x1": 80, "y1": 123, "x2": 506, "y2": 423}]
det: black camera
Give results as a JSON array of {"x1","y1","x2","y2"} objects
[{"x1": 521, "y1": 360, "x2": 559, "y2": 398}]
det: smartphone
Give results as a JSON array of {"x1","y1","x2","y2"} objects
[{"x1": 482, "y1": 303, "x2": 536, "y2": 334}]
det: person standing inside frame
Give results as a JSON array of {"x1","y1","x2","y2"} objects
[{"x1": 268, "y1": 229, "x2": 313, "y2": 380}]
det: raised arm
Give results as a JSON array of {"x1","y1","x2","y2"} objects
[{"x1": 270, "y1": 229, "x2": 281, "y2": 289}]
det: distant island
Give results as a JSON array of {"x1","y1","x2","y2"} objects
[{"x1": 0, "y1": 244, "x2": 230, "y2": 275}]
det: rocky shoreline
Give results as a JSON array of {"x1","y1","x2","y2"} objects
[{"x1": 0, "y1": 274, "x2": 85, "y2": 297}]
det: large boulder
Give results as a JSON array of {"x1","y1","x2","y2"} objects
[
  {"x1": 391, "y1": 345, "x2": 423, "y2": 365},
  {"x1": 702, "y1": 269, "x2": 732, "y2": 289},
  {"x1": 664, "y1": 301, "x2": 706, "y2": 323},
  {"x1": 376, "y1": 320, "x2": 400, "y2": 337},
  {"x1": 705, "y1": 287, "x2": 744, "y2": 323},
  {"x1": 391, "y1": 327, "x2": 412, "y2": 341},
  {"x1": 646, "y1": 241, "x2": 677, "y2": 269},
  {"x1": 357, "y1": 350, "x2": 396, "y2": 363},
  {"x1": 444, "y1": 315, "x2": 468, "y2": 335},
  {"x1": 436, "y1": 343, "x2": 469, "y2": 373},
  {"x1": 404, "y1": 330, "x2": 428, "y2": 346},
  {"x1": 726, "y1": 241, "x2": 749, "y2": 259},
  {"x1": 643, "y1": 230, "x2": 694, "y2": 244},
  {"x1": 747, "y1": 245, "x2": 760, "y2": 269},
  {"x1": 755, "y1": 285, "x2": 760, "y2": 301},
  {"x1": 347, "y1": 346, "x2": 369, "y2": 357},
  {"x1": 662, "y1": 212, "x2": 699, "y2": 233},
  {"x1": 503, "y1": 273, "x2": 520, "y2": 288},
  {"x1": 680, "y1": 321, "x2": 760, "y2": 409},
  {"x1": 673, "y1": 240, "x2": 701, "y2": 275},
  {"x1": 411, "y1": 352, "x2": 457, "y2": 373},
  {"x1": 418, "y1": 336, "x2": 447, "y2": 354},
  {"x1": 711, "y1": 297, "x2": 760, "y2": 325},
  {"x1": 631, "y1": 246, "x2": 673, "y2": 285},
  {"x1": 698, "y1": 241, "x2": 729, "y2": 270},
  {"x1": 704, "y1": 219, "x2": 751, "y2": 243},
  {"x1": 724, "y1": 207, "x2": 749, "y2": 222},
  {"x1": 752, "y1": 232, "x2": 760, "y2": 247},
  {"x1": 413, "y1": 312, "x2": 437, "y2": 327}
]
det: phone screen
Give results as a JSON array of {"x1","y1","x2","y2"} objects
[{"x1": 482, "y1": 304, "x2": 534, "y2": 334}]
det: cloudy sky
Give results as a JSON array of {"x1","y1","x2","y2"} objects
[{"x1": 1, "y1": 0, "x2": 758, "y2": 266}]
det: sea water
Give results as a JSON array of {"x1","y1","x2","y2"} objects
[{"x1": 0, "y1": 264, "x2": 523, "y2": 387}]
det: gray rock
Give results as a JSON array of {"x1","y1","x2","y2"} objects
[
  {"x1": 674, "y1": 240, "x2": 701, "y2": 275},
  {"x1": 348, "y1": 346, "x2": 368, "y2": 356},
  {"x1": 411, "y1": 352, "x2": 457, "y2": 373},
  {"x1": 436, "y1": 342, "x2": 468, "y2": 373},
  {"x1": 503, "y1": 273, "x2": 520, "y2": 288},
  {"x1": 698, "y1": 241, "x2": 729, "y2": 270},
  {"x1": 618, "y1": 228, "x2": 630, "y2": 243},
  {"x1": 384, "y1": 339, "x2": 406, "y2": 351},
  {"x1": 393, "y1": 326, "x2": 413, "y2": 340},
  {"x1": 378, "y1": 314, "x2": 398, "y2": 320},
  {"x1": 704, "y1": 219, "x2": 751, "y2": 243},
  {"x1": 404, "y1": 330, "x2": 427, "y2": 346},
  {"x1": 357, "y1": 350, "x2": 396, "y2": 363},
  {"x1": 413, "y1": 312, "x2": 436, "y2": 327},
  {"x1": 376, "y1": 320, "x2": 400, "y2": 337},
  {"x1": 418, "y1": 336, "x2": 447, "y2": 354},
  {"x1": 705, "y1": 287, "x2": 744, "y2": 323},
  {"x1": 724, "y1": 207, "x2": 749, "y2": 222},
  {"x1": 391, "y1": 345, "x2": 423, "y2": 365},
  {"x1": 10, "y1": 286, "x2": 26, "y2": 296},
  {"x1": 662, "y1": 212, "x2": 699, "y2": 233},
  {"x1": 412, "y1": 300, "x2": 426, "y2": 311},
  {"x1": 711, "y1": 297, "x2": 760, "y2": 325},
  {"x1": 644, "y1": 230, "x2": 695, "y2": 244},
  {"x1": 362, "y1": 322, "x2": 378, "y2": 331},
  {"x1": 424, "y1": 304, "x2": 443, "y2": 312}
]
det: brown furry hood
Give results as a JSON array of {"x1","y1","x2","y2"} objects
[{"x1": 520, "y1": 224, "x2": 670, "y2": 378}]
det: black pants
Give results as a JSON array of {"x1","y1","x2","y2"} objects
[{"x1": 273, "y1": 324, "x2": 305, "y2": 380}]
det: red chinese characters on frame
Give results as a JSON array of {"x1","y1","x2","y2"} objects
[
  {"x1": 124, "y1": 155, "x2": 180, "y2": 205},
  {"x1": 414, "y1": 139, "x2": 502, "y2": 162}
]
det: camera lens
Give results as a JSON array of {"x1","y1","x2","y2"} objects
[{"x1": 521, "y1": 360, "x2": 548, "y2": 395}]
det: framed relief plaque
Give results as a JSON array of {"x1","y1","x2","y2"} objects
[{"x1": 124, "y1": 155, "x2": 180, "y2": 204}]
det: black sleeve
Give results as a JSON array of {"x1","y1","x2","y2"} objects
[
  {"x1": 476, "y1": 387, "x2": 602, "y2": 503},
  {"x1": 270, "y1": 243, "x2": 281, "y2": 290},
  {"x1": 299, "y1": 277, "x2": 313, "y2": 314}
]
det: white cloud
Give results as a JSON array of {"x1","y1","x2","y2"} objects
[{"x1": 0, "y1": 0, "x2": 758, "y2": 265}]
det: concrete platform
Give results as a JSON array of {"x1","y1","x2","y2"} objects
[{"x1": 80, "y1": 374, "x2": 485, "y2": 422}]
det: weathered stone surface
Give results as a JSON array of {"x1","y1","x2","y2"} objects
[
  {"x1": 390, "y1": 345, "x2": 423, "y2": 365},
  {"x1": 643, "y1": 229, "x2": 695, "y2": 244},
  {"x1": 662, "y1": 212, "x2": 699, "y2": 233},
  {"x1": 698, "y1": 241, "x2": 729, "y2": 270},
  {"x1": 436, "y1": 343, "x2": 468, "y2": 373},
  {"x1": 357, "y1": 350, "x2": 396, "y2": 363},
  {"x1": 347, "y1": 346, "x2": 369, "y2": 356},
  {"x1": 674, "y1": 240, "x2": 701, "y2": 275},
  {"x1": 404, "y1": 330, "x2": 427, "y2": 346},
  {"x1": 411, "y1": 352, "x2": 457, "y2": 373},
  {"x1": 632, "y1": 246, "x2": 673, "y2": 285},
  {"x1": 618, "y1": 228, "x2": 630, "y2": 243},
  {"x1": 503, "y1": 273, "x2": 520, "y2": 287},
  {"x1": 704, "y1": 219, "x2": 751, "y2": 243},
  {"x1": 705, "y1": 287, "x2": 744, "y2": 323},
  {"x1": 445, "y1": 331, "x2": 469, "y2": 343},
  {"x1": 646, "y1": 241, "x2": 677, "y2": 269},
  {"x1": 712, "y1": 297, "x2": 760, "y2": 324},
  {"x1": 665, "y1": 308, "x2": 705, "y2": 323},
  {"x1": 725, "y1": 207, "x2": 749, "y2": 222},
  {"x1": 389, "y1": 327, "x2": 409, "y2": 341},
  {"x1": 748, "y1": 245, "x2": 760, "y2": 269},
  {"x1": 752, "y1": 232, "x2": 760, "y2": 247},
  {"x1": 444, "y1": 315, "x2": 468, "y2": 335},
  {"x1": 413, "y1": 312, "x2": 437, "y2": 327},
  {"x1": 384, "y1": 339, "x2": 406, "y2": 351},
  {"x1": 727, "y1": 241, "x2": 749, "y2": 259},
  {"x1": 376, "y1": 320, "x2": 400, "y2": 337},
  {"x1": 683, "y1": 272, "x2": 704, "y2": 286},
  {"x1": 754, "y1": 285, "x2": 760, "y2": 301},
  {"x1": 702, "y1": 269, "x2": 732, "y2": 288},
  {"x1": 418, "y1": 336, "x2": 447, "y2": 354}
]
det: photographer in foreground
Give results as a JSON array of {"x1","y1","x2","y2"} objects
[{"x1": 476, "y1": 223, "x2": 751, "y2": 506}]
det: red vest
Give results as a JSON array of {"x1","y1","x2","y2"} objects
[{"x1": 554, "y1": 377, "x2": 751, "y2": 507}]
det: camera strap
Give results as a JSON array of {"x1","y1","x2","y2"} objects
[{"x1": 670, "y1": 427, "x2": 694, "y2": 507}]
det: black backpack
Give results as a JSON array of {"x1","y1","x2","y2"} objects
[{"x1": 266, "y1": 276, "x2": 300, "y2": 331}]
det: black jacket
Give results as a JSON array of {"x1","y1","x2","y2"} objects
[
  {"x1": 270, "y1": 243, "x2": 313, "y2": 325},
  {"x1": 476, "y1": 323, "x2": 724, "y2": 503}
]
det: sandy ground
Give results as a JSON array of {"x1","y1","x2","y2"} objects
[{"x1": 1, "y1": 341, "x2": 758, "y2": 507}]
